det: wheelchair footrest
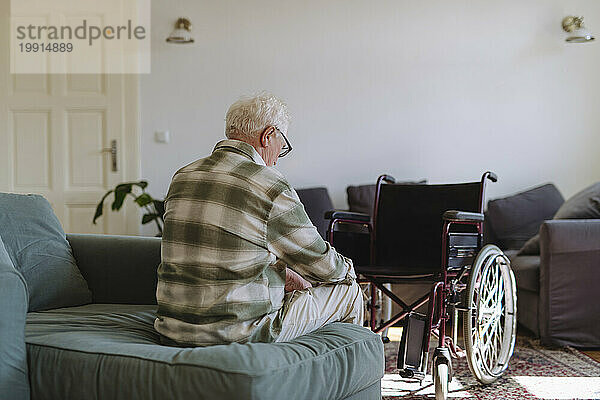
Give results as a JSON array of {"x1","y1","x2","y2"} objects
[
  {"x1": 399, "y1": 368, "x2": 425, "y2": 381},
  {"x1": 397, "y1": 312, "x2": 428, "y2": 374}
]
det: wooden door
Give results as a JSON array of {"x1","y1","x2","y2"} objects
[{"x1": 0, "y1": 1, "x2": 141, "y2": 234}]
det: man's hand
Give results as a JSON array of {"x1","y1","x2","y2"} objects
[{"x1": 285, "y1": 268, "x2": 312, "y2": 292}]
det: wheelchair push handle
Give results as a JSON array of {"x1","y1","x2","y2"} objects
[
  {"x1": 483, "y1": 171, "x2": 498, "y2": 183},
  {"x1": 478, "y1": 171, "x2": 498, "y2": 214},
  {"x1": 377, "y1": 174, "x2": 396, "y2": 185}
]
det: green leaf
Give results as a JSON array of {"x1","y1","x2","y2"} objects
[
  {"x1": 114, "y1": 181, "x2": 148, "y2": 194},
  {"x1": 114, "y1": 182, "x2": 133, "y2": 192},
  {"x1": 137, "y1": 180, "x2": 148, "y2": 190},
  {"x1": 93, "y1": 190, "x2": 113, "y2": 224},
  {"x1": 153, "y1": 200, "x2": 165, "y2": 218},
  {"x1": 117, "y1": 180, "x2": 148, "y2": 190},
  {"x1": 135, "y1": 193, "x2": 153, "y2": 207},
  {"x1": 92, "y1": 202, "x2": 104, "y2": 224},
  {"x1": 142, "y1": 213, "x2": 159, "y2": 224},
  {"x1": 112, "y1": 184, "x2": 133, "y2": 211}
]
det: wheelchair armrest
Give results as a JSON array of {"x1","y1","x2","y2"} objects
[
  {"x1": 443, "y1": 210, "x2": 484, "y2": 223},
  {"x1": 324, "y1": 210, "x2": 371, "y2": 223}
]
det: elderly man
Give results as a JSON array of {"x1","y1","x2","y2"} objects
[{"x1": 155, "y1": 93, "x2": 363, "y2": 346}]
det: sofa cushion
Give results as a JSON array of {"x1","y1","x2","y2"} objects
[
  {"x1": 487, "y1": 184, "x2": 564, "y2": 250},
  {"x1": 295, "y1": 187, "x2": 334, "y2": 239},
  {"x1": 347, "y1": 180, "x2": 427, "y2": 215},
  {"x1": 0, "y1": 193, "x2": 91, "y2": 311},
  {"x1": 510, "y1": 255, "x2": 540, "y2": 292},
  {"x1": 25, "y1": 304, "x2": 384, "y2": 400},
  {"x1": 518, "y1": 234, "x2": 540, "y2": 255},
  {"x1": 554, "y1": 182, "x2": 600, "y2": 220},
  {"x1": 0, "y1": 238, "x2": 30, "y2": 400},
  {"x1": 347, "y1": 185, "x2": 376, "y2": 215}
]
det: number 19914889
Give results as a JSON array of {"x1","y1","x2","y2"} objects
[{"x1": 19, "y1": 42, "x2": 73, "y2": 52}]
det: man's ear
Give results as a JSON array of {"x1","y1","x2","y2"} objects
[{"x1": 260, "y1": 126, "x2": 276, "y2": 147}]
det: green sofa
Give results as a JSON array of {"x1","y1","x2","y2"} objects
[{"x1": 7, "y1": 233, "x2": 384, "y2": 400}]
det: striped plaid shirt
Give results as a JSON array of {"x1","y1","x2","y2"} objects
[{"x1": 154, "y1": 139, "x2": 355, "y2": 346}]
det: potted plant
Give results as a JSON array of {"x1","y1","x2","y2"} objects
[{"x1": 93, "y1": 181, "x2": 165, "y2": 236}]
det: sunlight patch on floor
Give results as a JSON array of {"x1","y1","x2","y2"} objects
[
  {"x1": 382, "y1": 374, "x2": 468, "y2": 398},
  {"x1": 386, "y1": 327, "x2": 403, "y2": 342},
  {"x1": 512, "y1": 376, "x2": 600, "y2": 399}
]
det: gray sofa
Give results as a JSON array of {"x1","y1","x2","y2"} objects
[
  {"x1": 485, "y1": 184, "x2": 600, "y2": 348},
  {"x1": 0, "y1": 193, "x2": 384, "y2": 400},
  {"x1": 28, "y1": 235, "x2": 383, "y2": 400},
  {"x1": 511, "y1": 220, "x2": 600, "y2": 347}
]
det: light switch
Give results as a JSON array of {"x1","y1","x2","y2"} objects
[{"x1": 155, "y1": 131, "x2": 170, "y2": 143}]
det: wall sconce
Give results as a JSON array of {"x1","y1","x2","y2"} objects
[
  {"x1": 166, "y1": 17, "x2": 194, "y2": 44},
  {"x1": 562, "y1": 16, "x2": 595, "y2": 43}
]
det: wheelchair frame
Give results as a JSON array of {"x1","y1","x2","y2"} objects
[{"x1": 326, "y1": 172, "x2": 517, "y2": 397}]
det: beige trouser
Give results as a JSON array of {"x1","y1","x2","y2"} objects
[{"x1": 275, "y1": 280, "x2": 364, "y2": 342}]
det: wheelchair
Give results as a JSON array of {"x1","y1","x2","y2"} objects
[{"x1": 325, "y1": 172, "x2": 517, "y2": 400}]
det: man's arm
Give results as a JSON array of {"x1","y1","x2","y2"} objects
[{"x1": 266, "y1": 187, "x2": 356, "y2": 284}]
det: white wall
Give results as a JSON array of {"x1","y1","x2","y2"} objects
[{"x1": 141, "y1": 0, "x2": 600, "y2": 213}]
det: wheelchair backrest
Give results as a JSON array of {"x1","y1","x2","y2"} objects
[{"x1": 374, "y1": 182, "x2": 481, "y2": 271}]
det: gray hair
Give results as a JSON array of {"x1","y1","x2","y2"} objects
[{"x1": 225, "y1": 92, "x2": 290, "y2": 141}]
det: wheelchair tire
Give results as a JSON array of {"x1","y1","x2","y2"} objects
[
  {"x1": 463, "y1": 245, "x2": 517, "y2": 384},
  {"x1": 434, "y1": 363, "x2": 449, "y2": 400}
]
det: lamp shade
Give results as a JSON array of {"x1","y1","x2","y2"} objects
[{"x1": 166, "y1": 18, "x2": 194, "y2": 44}]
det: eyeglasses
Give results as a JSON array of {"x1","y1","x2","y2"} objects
[{"x1": 275, "y1": 127, "x2": 292, "y2": 158}]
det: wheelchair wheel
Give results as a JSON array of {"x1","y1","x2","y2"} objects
[
  {"x1": 463, "y1": 245, "x2": 517, "y2": 384},
  {"x1": 434, "y1": 362, "x2": 449, "y2": 400}
]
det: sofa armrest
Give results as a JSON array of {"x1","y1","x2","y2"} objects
[
  {"x1": 538, "y1": 219, "x2": 600, "y2": 347},
  {"x1": 443, "y1": 210, "x2": 484, "y2": 223},
  {"x1": 540, "y1": 219, "x2": 600, "y2": 254},
  {"x1": 0, "y1": 262, "x2": 30, "y2": 399},
  {"x1": 67, "y1": 234, "x2": 161, "y2": 305}
]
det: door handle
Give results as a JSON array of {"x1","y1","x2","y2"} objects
[{"x1": 101, "y1": 140, "x2": 118, "y2": 172}]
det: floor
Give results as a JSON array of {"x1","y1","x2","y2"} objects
[
  {"x1": 583, "y1": 350, "x2": 600, "y2": 363},
  {"x1": 386, "y1": 327, "x2": 600, "y2": 362},
  {"x1": 516, "y1": 326, "x2": 600, "y2": 363},
  {"x1": 382, "y1": 329, "x2": 600, "y2": 399}
]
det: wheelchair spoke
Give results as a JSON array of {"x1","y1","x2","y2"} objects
[{"x1": 487, "y1": 339, "x2": 495, "y2": 367}]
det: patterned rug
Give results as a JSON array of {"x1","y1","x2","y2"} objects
[{"x1": 383, "y1": 337, "x2": 600, "y2": 399}]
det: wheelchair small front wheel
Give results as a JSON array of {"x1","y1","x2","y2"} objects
[
  {"x1": 463, "y1": 245, "x2": 517, "y2": 384},
  {"x1": 434, "y1": 362, "x2": 449, "y2": 400}
]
